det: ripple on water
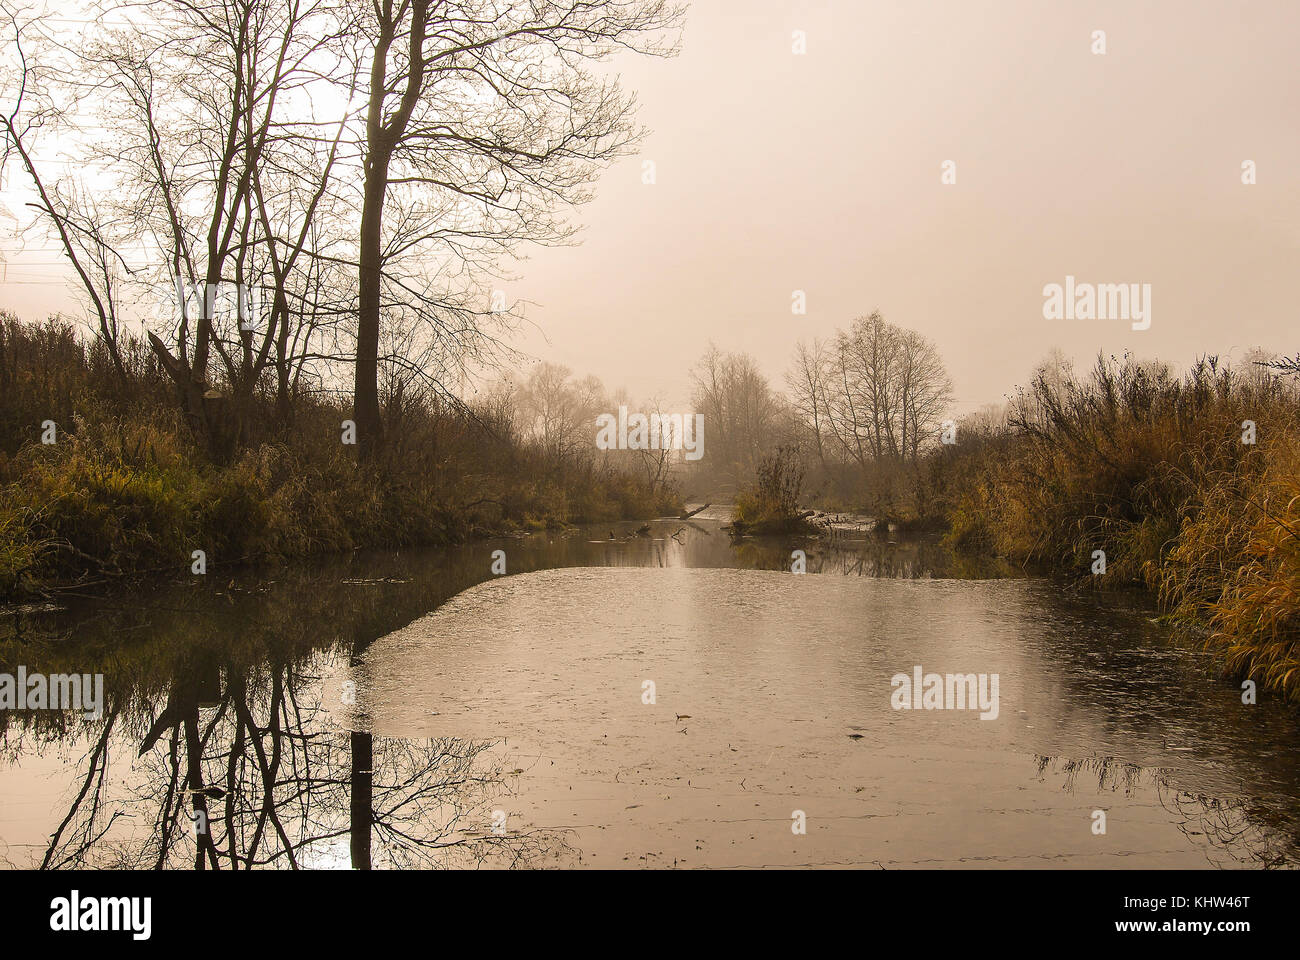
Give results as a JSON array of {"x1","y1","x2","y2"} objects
[{"x1": 327, "y1": 567, "x2": 1300, "y2": 868}]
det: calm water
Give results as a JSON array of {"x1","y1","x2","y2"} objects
[{"x1": 1, "y1": 515, "x2": 1297, "y2": 869}]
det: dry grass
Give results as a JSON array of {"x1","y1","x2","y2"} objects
[
  {"x1": 940, "y1": 352, "x2": 1300, "y2": 701},
  {"x1": 0, "y1": 314, "x2": 679, "y2": 599}
]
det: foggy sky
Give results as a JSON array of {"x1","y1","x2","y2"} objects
[
  {"x1": 4, "y1": 0, "x2": 1298, "y2": 415},
  {"x1": 510, "y1": 0, "x2": 1300, "y2": 412}
]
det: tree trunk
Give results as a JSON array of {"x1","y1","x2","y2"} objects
[
  {"x1": 349, "y1": 730, "x2": 374, "y2": 870},
  {"x1": 146, "y1": 331, "x2": 228, "y2": 461},
  {"x1": 354, "y1": 157, "x2": 388, "y2": 463}
]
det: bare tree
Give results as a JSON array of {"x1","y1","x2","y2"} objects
[
  {"x1": 4, "y1": 0, "x2": 359, "y2": 457},
  {"x1": 518, "y1": 361, "x2": 606, "y2": 477},
  {"x1": 1, "y1": 4, "x2": 131, "y2": 382},
  {"x1": 790, "y1": 313, "x2": 952, "y2": 470},
  {"x1": 690, "y1": 343, "x2": 778, "y2": 489},
  {"x1": 896, "y1": 327, "x2": 952, "y2": 461},
  {"x1": 349, "y1": 0, "x2": 683, "y2": 462},
  {"x1": 785, "y1": 338, "x2": 832, "y2": 472}
]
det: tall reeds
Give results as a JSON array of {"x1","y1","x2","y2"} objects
[{"x1": 941, "y1": 352, "x2": 1300, "y2": 700}]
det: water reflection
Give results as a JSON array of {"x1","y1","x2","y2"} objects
[
  {"x1": 1034, "y1": 755, "x2": 1296, "y2": 869},
  {"x1": 337, "y1": 564, "x2": 1300, "y2": 868},
  {"x1": 11, "y1": 649, "x2": 571, "y2": 869},
  {"x1": 730, "y1": 533, "x2": 1020, "y2": 579},
  {"x1": 1, "y1": 518, "x2": 1297, "y2": 869}
]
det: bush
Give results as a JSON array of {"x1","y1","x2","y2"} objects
[
  {"x1": 933, "y1": 351, "x2": 1300, "y2": 700},
  {"x1": 734, "y1": 445, "x2": 815, "y2": 534},
  {"x1": 0, "y1": 314, "x2": 681, "y2": 599}
]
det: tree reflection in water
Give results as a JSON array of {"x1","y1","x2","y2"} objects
[
  {"x1": 29, "y1": 655, "x2": 570, "y2": 869},
  {"x1": 1, "y1": 542, "x2": 592, "y2": 870},
  {"x1": 1033, "y1": 754, "x2": 1298, "y2": 869},
  {"x1": 6, "y1": 527, "x2": 1300, "y2": 869}
]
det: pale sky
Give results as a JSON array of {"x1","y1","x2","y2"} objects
[
  {"x1": 4, "y1": 0, "x2": 1298, "y2": 414},
  {"x1": 508, "y1": 0, "x2": 1300, "y2": 411}
]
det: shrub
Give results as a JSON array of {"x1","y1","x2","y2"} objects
[
  {"x1": 0, "y1": 315, "x2": 682, "y2": 600},
  {"x1": 934, "y1": 351, "x2": 1300, "y2": 700}
]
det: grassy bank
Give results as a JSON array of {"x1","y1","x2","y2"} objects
[
  {"x1": 935, "y1": 354, "x2": 1300, "y2": 701},
  {"x1": 0, "y1": 315, "x2": 680, "y2": 600}
]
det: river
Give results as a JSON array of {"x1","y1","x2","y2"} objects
[{"x1": 1, "y1": 513, "x2": 1297, "y2": 868}]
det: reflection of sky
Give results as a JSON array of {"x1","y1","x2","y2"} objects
[
  {"x1": 3, "y1": 523, "x2": 1298, "y2": 868},
  {"x1": 337, "y1": 566, "x2": 1298, "y2": 867}
]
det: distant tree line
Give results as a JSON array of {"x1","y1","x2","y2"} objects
[{"x1": 684, "y1": 313, "x2": 953, "y2": 516}]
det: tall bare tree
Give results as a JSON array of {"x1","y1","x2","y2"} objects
[
  {"x1": 785, "y1": 337, "x2": 832, "y2": 471},
  {"x1": 518, "y1": 361, "x2": 605, "y2": 477},
  {"x1": 1, "y1": 4, "x2": 131, "y2": 382},
  {"x1": 4, "y1": 0, "x2": 357, "y2": 456},
  {"x1": 690, "y1": 344, "x2": 778, "y2": 488},
  {"x1": 349, "y1": 0, "x2": 683, "y2": 462}
]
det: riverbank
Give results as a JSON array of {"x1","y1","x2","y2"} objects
[
  {"x1": 0, "y1": 316, "x2": 681, "y2": 602},
  {"x1": 0, "y1": 421, "x2": 680, "y2": 600},
  {"x1": 934, "y1": 355, "x2": 1300, "y2": 703}
]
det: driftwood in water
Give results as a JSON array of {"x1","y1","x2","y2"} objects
[{"x1": 678, "y1": 503, "x2": 711, "y2": 520}]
